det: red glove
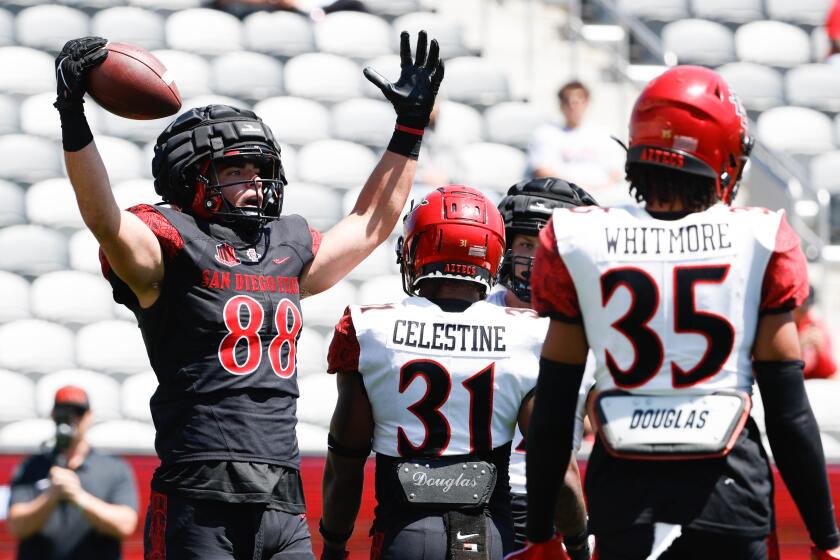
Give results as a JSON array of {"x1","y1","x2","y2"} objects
[
  {"x1": 812, "y1": 546, "x2": 840, "y2": 559},
  {"x1": 504, "y1": 536, "x2": 569, "y2": 560}
]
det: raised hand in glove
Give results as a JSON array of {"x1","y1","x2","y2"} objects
[
  {"x1": 55, "y1": 36, "x2": 108, "y2": 111},
  {"x1": 364, "y1": 30, "x2": 444, "y2": 132}
]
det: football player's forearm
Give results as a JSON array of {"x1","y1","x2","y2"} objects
[
  {"x1": 351, "y1": 151, "x2": 416, "y2": 245},
  {"x1": 321, "y1": 452, "x2": 366, "y2": 547},
  {"x1": 64, "y1": 143, "x2": 121, "y2": 240}
]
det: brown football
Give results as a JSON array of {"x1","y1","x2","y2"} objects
[{"x1": 87, "y1": 42, "x2": 181, "y2": 120}]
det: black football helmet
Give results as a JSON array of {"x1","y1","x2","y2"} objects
[
  {"x1": 496, "y1": 177, "x2": 597, "y2": 302},
  {"x1": 152, "y1": 104, "x2": 287, "y2": 225}
]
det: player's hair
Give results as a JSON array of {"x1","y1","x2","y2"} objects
[
  {"x1": 558, "y1": 80, "x2": 589, "y2": 104},
  {"x1": 627, "y1": 163, "x2": 717, "y2": 212}
]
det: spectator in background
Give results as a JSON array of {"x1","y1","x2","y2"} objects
[
  {"x1": 7, "y1": 386, "x2": 138, "y2": 560},
  {"x1": 213, "y1": 0, "x2": 368, "y2": 21},
  {"x1": 826, "y1": 0, "x2": 840, "y2": 65},
  {"x1": 527, "y1": 80, "x2": 626, "y2": 204},
  {"x1": 794, "y1": 286, "x2": 837, "y2": 380}
]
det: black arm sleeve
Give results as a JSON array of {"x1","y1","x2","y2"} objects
[
  {"x1": 526, "y1": 357, "x2": 586, "y2": 543},
  {"x1": 754, "y1": 359, "x2": 840, "y2": 550}
]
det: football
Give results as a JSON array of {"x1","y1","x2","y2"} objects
[{"x1": 87, "y1": 42, "x2": 181, "y2": 120}]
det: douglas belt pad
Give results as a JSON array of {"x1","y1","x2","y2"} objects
[{"x1": 445, "y1": 510, "x2": 489, "y2": 560}]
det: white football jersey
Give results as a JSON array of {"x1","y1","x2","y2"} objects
[
  {"x1": 549, "y1": 204, "x2": 797, "y2": 395},
  {"x1": 485, "y1": 286, "x2": 593, "y2": 495},
  {"x1": 348, "y1": 297, "x2": 544, "y2": 457}
]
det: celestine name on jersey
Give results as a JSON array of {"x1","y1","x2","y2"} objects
[
  {"x1": 391, "y1": 319, "x2": 507, "y2": 353},
  {"x1": 604, "y1": 222, "x2": 732, "y2": 256},
  {"x1": 201, "y1": 269, "x2": 300, "y2": 294}
]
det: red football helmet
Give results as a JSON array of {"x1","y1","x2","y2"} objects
[
  {"x1": 398, "y1": 185, "x2": 506, "y2": 296},
  {"x1": 627, "y1": 65, "x2": 754, "y2": 204}
]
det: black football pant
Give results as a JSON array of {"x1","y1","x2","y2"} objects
[
  {"x1": 371, "y1": 514, "x2": 510, "y2": 560},
  {"x1": 144, "y1": 491, "x2": 315, "y2": 560},
  {"x1": 595, "y1": 525, "x2": 768, "y2": 560}
]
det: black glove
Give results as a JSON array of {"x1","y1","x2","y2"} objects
[
  {"x1": 564, "y1": 530, "x2": 591, "y2": 560},
  {"x1": 364, "y1": 30, "x2": 444, "y2": 131},
  {"x1": 54, "y1": 36, "x2": 108, "y2": 112}
]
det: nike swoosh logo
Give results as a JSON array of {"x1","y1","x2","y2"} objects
[
  {"x1": 456, "y1": 532, "x2": 479, "y2": 540},
  {"x1": 273, "y1": 257, "x2": 291, "y2": 265}
]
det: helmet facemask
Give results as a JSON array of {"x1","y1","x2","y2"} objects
[{"x1": 192, "y1": 148, "x2": 287, "y2": 227}]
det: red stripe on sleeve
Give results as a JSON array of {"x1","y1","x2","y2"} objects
[
  {"x1": 760, "y1": 213, "x2": 809, "y2": 314},
  {"x1": 99, "y1": 204, "x2": 184, "y2": 280},
  {"x1": 310, "y1": 226, "x2": 322, "y2": 257},
  {"x1": 327, "y1": 306, "x2": 361, "y2": 374},
  {"x1": 531, "y1": 217, "x2": 583, "y2": 322}
]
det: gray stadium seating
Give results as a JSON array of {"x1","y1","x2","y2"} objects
[
  {"x1": 0, "y1": 47, "x2": 55, "y2": 95},
  {"x1": 483, "y1": 101, "x2": 547, "y2": 150},
  {"x1": 91, "y1": 6, "x2": 165, "y2": 50},
  {"x1": 210, "y1": 51, "x2": 284, "y2": 102},
  {"x1": 735, "y1": 21, "x2": 811, "y2": 68},
  {"x1": 253, "y1": 96, "x2": 330, "y2": 147},
  {"x1": 87, "y1": 420, "x2": 155, "y2": 451},
  {"x1": 243, "y1": 11, "x2": 315, "y2": 59},
  {"x1": 76, "y1": 319, "x2": 150, "y2": 375},
  {"x1": 661, "y1": 19, "x2": 735, "y2": 67},
  {"x1": 0, "y1": 224, "x2": 68, "y2": 277},
  {"x1": 716, "y1": 62, "x2": 785, "y2": 112},
  {"x1": 30, "y1": 270, "x2": 114, "y2": 327},
  {"x1": 120, "y1": 370, "x2": 155, "y2": 422},
  {"x1": 0, "y1": 271, "x2": 29, "y2": 323},
  {"x1": 689, "y1": 0, "x2": 764, "y2": 24},
  {"x1": 330, "y1": 97, "x2": 393, "y2": 147},
  {"x1": 284, "y1": 52, "x2": 363, "y2": 103},
  {"x1": 316, "y1": 11, "x2": 392, "y2": 60},
  {"x1": 785, "y1": 64, "x2": 840, "y2": 113},
  {"x1": 0, "y1": 319, "x2": 75, "y2": 375},
  {"x1": 15, "y1": 5, "x2": 89, "y2": 53},
  {"x1": 757, "y1": 106, "x2": 835, "y2": 155},
  {"x1": 25, "y1": 177, "x2": 85, "y2": 231},
  {"x1": 391, "y1": 12, "x2": 471, "y2": 58},
  {"x1": 455, "y1": 142, "x2": 527, "y2": 193},
  {"x1": 150, "y1": 49, "x2": 212, "y2": 99},
  {"x1": 165, "y1": 8, "x2": 241, "y2": 56},
  {"x1": 281, "y1": 182, "x2": 343, "y2": 232},
  {"x1": 36, "y1": 369, "x2": 120, "y2": 419},
  {"x1": 0, "y1": 370, "x2": 35, "y2": 423},
  {"x1": 766, "y1": 0, "x2": 832, "y2": 27},
  {"x1": 0, "y1": 179, "x2": 26, "y2": 228},
  {"x1": 297, "y1": 139, "x2": 376, "y2": 190},
  {"x1": 443, "y1": 56, "x2": 510, "y2": 109}
]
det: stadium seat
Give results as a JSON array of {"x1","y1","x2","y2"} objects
[
  {"x1": 15, "y1": 5, "x2": 89, "y2": 53},
  {"x1": 434, "y1": 101, "x2": 484, "y2": 146},
  {"x1": 0, "y1": 418, "x2": 55, "y2": 449},
  {"x1": 810, "y1": 151, "x2": 840, "y2": 192},
  {"x1": 121, "y1": 370, "x2": 156, "y2": 422},
  {"x1": 30, "y1": 270, "x2": 114, "y2": 328},
  {"x1": 835, "y1": 114, "x2": 840, "y2": 147},
  {"x1": 0, "y1": 224, "x2": 68, "y2": 277},
  {"x1": 296, "y1": 327, "x2": 326, "y2": 377},
  {"x1": 357, "y1": 274, "x2": 407, "y2": 306},
  {"x1": 300, "y1": 280, "x2": 356, "y2": 328},
  {"x1": 89, "y1": 135, "x2": 144, "y2": 183},
  {"x1": 210, "y1": 51, "x2": 284, "y2": 102},
  {"x1": 87, "y1": 420, "x2": 155, "y2": 451},
  {"x1": 129, "y1": 0, "x2": 203, "y2": 11},
  {"x1": 69, "y1": 229, "x2": 101, "y2": 274},
  {"x1": 282, "y1": 182, "x2": 342, "y2": 231},
  {"x1": 296, "y1": 421, "x2": 329, "y2": 454},
  {"x1": 813, "y1": 26, "x2": 831, "y2": 62},
  {"x1": 243, "y1": 11, "x2": 315, "y2": 59},
  {"x1": 346, "y1": 242, "x2": 400, "y2": 283},
  {"x1": 662, "y1": 19, "x2": 735, "y2": 67},
  {"x1": 284, "y1": 53, "x2": 362, "y2": 103},
  {"x1": 391, "y1": 12, "x2": 471, "y2": 58},
  {"x1": 0, "y1": 47, "x2": 54, "y2": 96},
  {"x1": 91, "y1": 7, "x2": 165, "y2": 51},
  {"x1": 0, "y1": 319, "x2": 75, "y2": 375},
  {"x1": 716, "y1": 62, "x2": 784, "y2": 112},
  {"x1": 316, "y1": 11, "x2": 392, "y2": 60},
  {"x1": 0, "y1": 93, "x2": 17, "y2": 135},
  {"x1": 36, "y1": 369, "x2": 121, "y2": 419},
  {"x1": 616, "y1": 0, "x2": 689, "y2": 21},
  {"x1": 785, "y1": 64, "x2": 840, "y2": 113},
  {"x1": 0, "y1": 271, "x2": 29, "y2": 322},
  {"x1": 360, "y1": 54, "x2": 401, "y2": 100},
  {"x1": 757, "y1": 106, "x2": 834, "y2": 155},
  {"x1": 253, "y1": 96, "x2": 330, "y2": 147},
  {"x1": 455, "y1": 142, "x2": 527, "y2": 193},
  {"x1": 26, "y1": 178, "x2": 85, "y2": 232},
  {"x1": 689, "y1": 0, "x2": 763, "y2": 24},
  {"x1": 151, "y1": 49, "x2": 212, "y2": 99},
  {"x1": 76, "y1": 320, "x2": 150, "y2": 375},
  {"x1": 443, "y1": 57, "x2": 510, "y2": 109},
  {"x1": 113, "y1": 179, "x2": 156, "y2": 210},
  {"x1": 0, "y1": 9, "x2": 12, "y2": 47},
  {"x1": 483, "y1": 102, "x2": 547, "y2": 150},
  {"x1": 297, "y1": 375, "x2": 337, "y2": 428},
  {"x1": 0, "y1": 370, "x2": 35, "y2": 422},
  {"x1": 20, "y1": 92, "x2": 71, "y2": 140},
  {"x1": 62, "y1": 0, "x2": 128, "y2": 10},
  {"x1": 278, "y1": 143, "x2": 297, "y2": 183},
  {"x1": 100, "y1": 111, "x2": 171, "y2": 144},
  {"x1": 297, "y1": 139, "x2": 376, "y2": 190},
  {"x1": 363, "y1": 0, "x2": 421, "y2": 19},
  {"x1": 165, "y1": 8, "x2": 242, "y2": 56},
  {"x1": 767, "y1": 0, "x2": 830, "y2": 26},
  {"x1": 0, "y1": 179, "x2": 26, "y2": 228},
  {"x1": 806, "y1": 379, "x2": 840, "y2": 431},
  {"x1": 330, "y1": 98, "x2": 393, "y2": 147},
  {"x1": 0, "y1": 134, "x2": 61, "y2": 185},
  {"x1": 735, "y1": 21, "x2": 811, "y2": 68}
]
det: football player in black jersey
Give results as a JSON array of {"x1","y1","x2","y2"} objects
[{"x1": 54, "y1": 32, "x2": 443, "y2": 559}]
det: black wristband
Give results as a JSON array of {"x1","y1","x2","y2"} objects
[
  {"x1": 319, "y1": 519, "x2": 353, "y2": 544},
  {"x1": 327, "y1": 433, "x2": 371, "y2": 458},
  {"x1": 56, "y1": 106, "x2": 93, "y2": 152},
  {"x1": 386, "y1": 125, "x2": 423, "y2": 160},
  {"x1": 564, "y1": 524, "x2": 589, "y2": 550}
]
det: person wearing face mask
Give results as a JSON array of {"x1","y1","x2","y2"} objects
[{"x1": 7, "y1": 386, "x2": 139, "y2": 560}]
